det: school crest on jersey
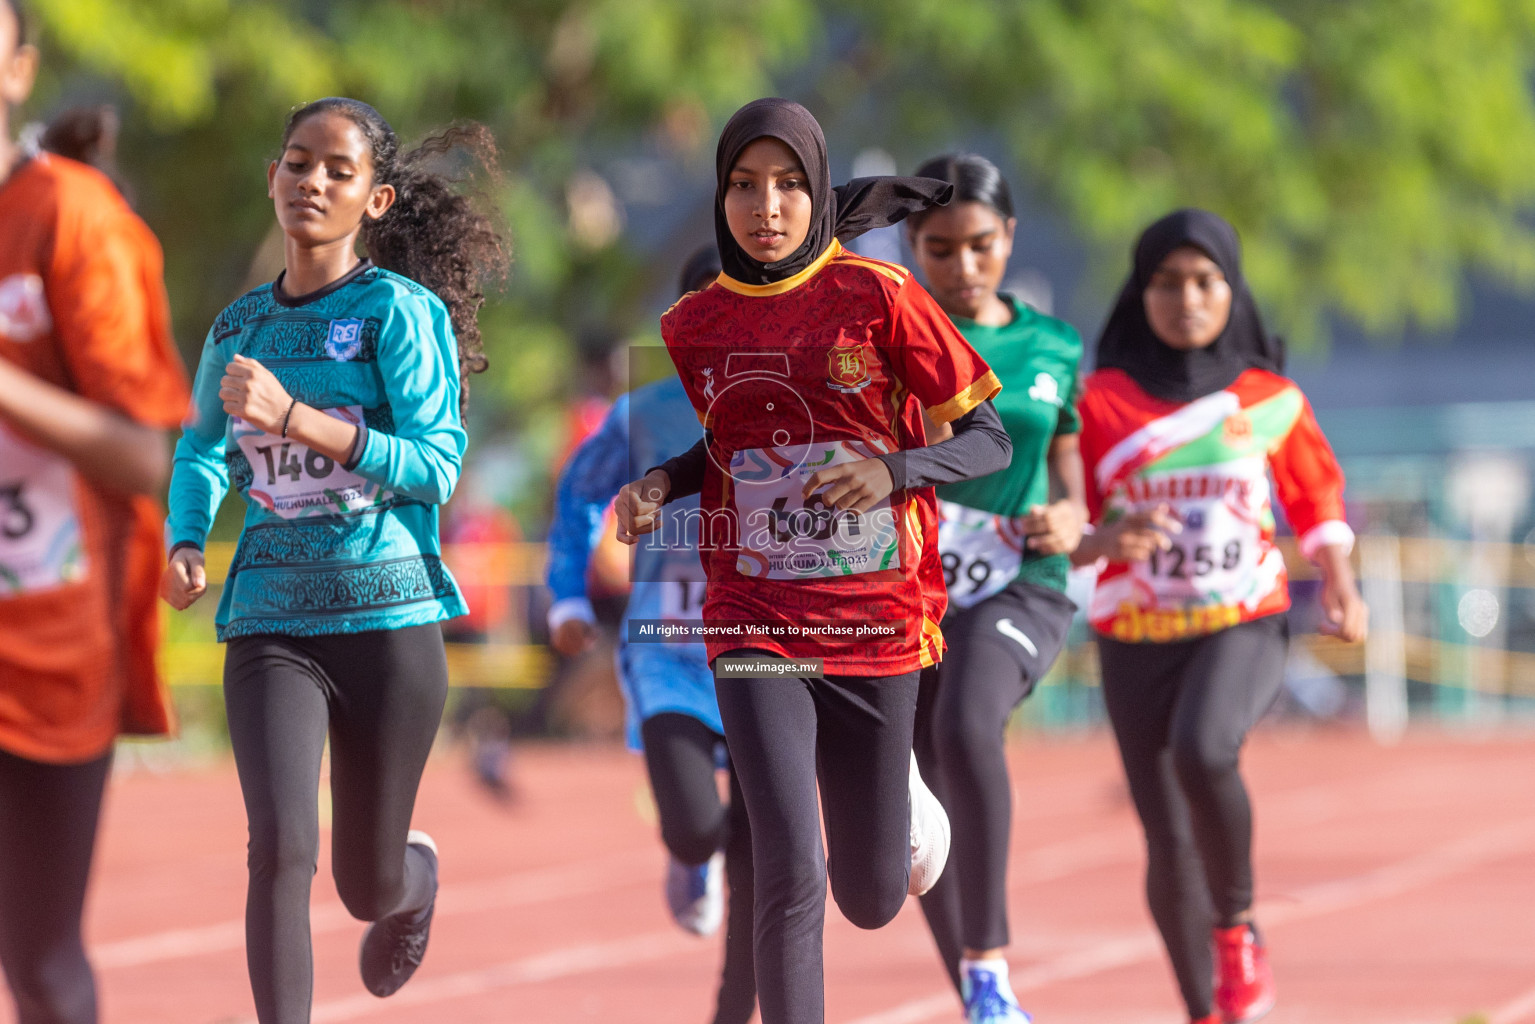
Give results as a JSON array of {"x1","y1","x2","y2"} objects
[
  {"x1": 826, "y1": 344, "x2": 870, "y2": 394},
  {"x1": 0, "y1": 274, "x2": 52, "y2": 343},
  {"x1": 324, "y1": 318, "x2": 365, "y2": 361}
]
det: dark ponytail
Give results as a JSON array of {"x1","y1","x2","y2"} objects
[
  {"x1": 39, "y1": 105, "x2": 118, "y2": 169},
  {"x1": 281, "y1": 98, "x2": 510, "y2": 419},
  {"x1": 907, "y1": 153, "x2": 1014, "y2": 231}
]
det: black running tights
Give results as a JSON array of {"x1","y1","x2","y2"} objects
[
  {"x1": 223, "y1": 624, "x2": 448, "y2": 1024},
  {"x1": 714, "y1": 652, "x2": 919, "y2": 1024},
  {"x1": 640, "y1": 713, "x2": 755, "y2": 1024},
  {"x1": 1096, "y1": 614, "x2": 1288, "y2": 1019},
  {"x1": 914, "y1": 582, "x2": 1076, "y2": 991},
  {"x1": 0, "y1": 747, "x2": 111, "y2": 1024}
]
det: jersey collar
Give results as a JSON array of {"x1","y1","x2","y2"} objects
[{"x1": 715, "y1": 239, "x2": 841, "y2": 298}]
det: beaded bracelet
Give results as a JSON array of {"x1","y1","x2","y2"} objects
[{"x1": 280, "y1": 397, "x2": 299, "y2": 438}]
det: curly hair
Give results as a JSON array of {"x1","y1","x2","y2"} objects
[{"x1": 282, "y1": 98, "x2": 510, "y2": 419}]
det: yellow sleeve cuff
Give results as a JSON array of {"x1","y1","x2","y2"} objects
[{"x1": 925, "y1": 370, "x2": 1002, "y2": 426}]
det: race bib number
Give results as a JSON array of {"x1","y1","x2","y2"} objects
[
  {"x1": 1125, "y1": 465, "x2": 1269, "y2": 608},
  {"x1": 731, "y1": 439, "x2": 900, "y2": 579},
  {"x1": 0, "y1": 423, "x2": 86, "y2": 596},
  {"x1": 234, "y1": 406, "x2": 385, "y2": 519},
  {"x1": 659, "y1": 580, "x2": 707, "y2": 623},
  {"x1": 936, "y1": 500, "x2": 1025, "y2": 609}
]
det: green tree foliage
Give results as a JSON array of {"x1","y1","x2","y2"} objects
[{"x1": 23, "y1": 0, "x2": 1535, "y2": 433}]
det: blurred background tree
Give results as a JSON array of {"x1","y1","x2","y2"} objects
[{"x1": 22, "y1": 0, "x2": 1535, "y2": 524}]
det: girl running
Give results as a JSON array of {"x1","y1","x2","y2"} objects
[
  {"x1": 1073, "y1": 209, "x2": 1367, "y2": 1024},
  {"x1": 617, "y1": 98, "x2": 1013, "y2": 1024},
  {"x1": 546, "y1": 246, "x2": 757, "y2": 1024},
  {"x1": 160, "y1": 97, "x2": 505, "y2": 1022},
  {"x1": 0, "y1": 3, "x2": 191, "y2": 1020},
  {"x1": 904, "y1": 154, "x2": 1084, "y2": 1024}
]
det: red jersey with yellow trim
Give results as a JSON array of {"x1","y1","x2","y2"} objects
[
  {"x1": 661, "y1": 240, "x2": 1000, "y2": 675},
  {"x1": 1079, "y1": 367, "x2": 1352, "y2": 644},
  {"x1": 0, "y1": 154, "x2": 190, "y2": 763}
]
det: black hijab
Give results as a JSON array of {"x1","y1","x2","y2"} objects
[
  {"x1": 714, "y1": 98, "x2": 953, "y2": 286},
  {"x1": 1095, "y1": 208, "x2": 1285, "y2": 403}
]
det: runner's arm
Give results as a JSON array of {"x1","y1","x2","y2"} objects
[
  {"x1": 0, "y1": 360, "x2": 169, "y2": 495},
  {"x1": 874, "y1": 399, "x2": 1011, "y2": 491},
  {"x1": 166, "y1": 327, "x2": 233, "y2": 554},
  {"x1": 650, "y1": 432, "x2": 710, "y2": 502},
  {"x1": 548, "y1": 397, "x2": 633, "y2": 628},
  {"x1": 348, "y1": 294, "x2": 467, "y2": 504}
]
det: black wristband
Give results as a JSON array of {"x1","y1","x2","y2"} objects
[
  {"x1": 280, "y1": 397, "x2": 300, "y2": 438},
  {"x1": 168, "y1": 541, "x2": 203, "y2": 560}
]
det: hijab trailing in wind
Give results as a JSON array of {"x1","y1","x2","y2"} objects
[
  {"x1": 1095, "y1": 208, "x2": 1286, "y2": 403},
  {"x1": 713, "y1": 97, "x2": 953, "y2": 286}
]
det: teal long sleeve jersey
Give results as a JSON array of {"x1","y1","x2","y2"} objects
[{"x1": 166, "y1": 261, "x2": 468, "y2": 640}]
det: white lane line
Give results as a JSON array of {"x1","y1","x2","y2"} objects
[
  {"x1": 841, "y1": 818, "x2": 1535, "y2": 1024},
  {"x1": 1489, "y1": 982, "x2": 1535, "y2": 1024},
  {"x1": 309, "y1": 929, "x2": 695, "y2": 1022},
  {"x1": 93, "y1": 849, "x2": 654, "y2": 970}
]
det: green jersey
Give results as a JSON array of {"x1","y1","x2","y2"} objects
[{"x1": 936, "y1": 295, "x2": 1082, "y2": 598}]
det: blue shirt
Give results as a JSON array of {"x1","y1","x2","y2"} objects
[
  {"x1": 167, "y1": 262, "x2": 467, "y2": 640},
  {"x1": 546, "y1": 376, "x2": 719, "y2": 745}
]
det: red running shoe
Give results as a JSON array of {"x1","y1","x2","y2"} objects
[{"x1": 1213, "y1": 923, "x2": 1276, "y2": 1023}]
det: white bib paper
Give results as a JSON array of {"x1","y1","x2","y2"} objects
[
  {"x1": 936, "y1": 500, "x2": 1026, "y2": 609},
  {"x1": 731, "y1": 439, "x2": 900, "y2": 580},
  {"x1": 1123, "y1": 460, "x2": 1274, "y2": 609},
  {"x1": 0, "y1": 422, "x2": 86, "y2": 596},
  {"x1": 234, "y1": 406, "x2": 385, "y2": 519}
]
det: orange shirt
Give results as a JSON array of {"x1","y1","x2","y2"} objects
[{"x1": 0, "y1": 153, "x2": 190, "y2": 764}]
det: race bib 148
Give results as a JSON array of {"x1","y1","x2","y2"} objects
[{"x1": 234, "y1": 406, "x2": 386, "y2": 519}]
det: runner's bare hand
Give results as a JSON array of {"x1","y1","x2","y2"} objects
[
  {"x1": 616, "y1": 469, "x2": 670, "y2": 543},
  {"x1": 1097, "y1": 503, "x2": 1181, "y2": 563},
  {"x1": 1315, "y1": 544, "x2": 1369, "y2": 643},
  {"x1": 1021, "y1": 500, "x2": 1086, "y2": 555},
  {"x1": 160, "y1": 547, "x2": 207, "y2": 610},
  {"x1": 803, "y1": 458, "x2": 893, "y2": 514},
  {"x1": 220, "y1": 355, "x2": 293, "y2": 432},
  {"x1": 551, "y1": 618, "x2": 599, "y2": 656}
]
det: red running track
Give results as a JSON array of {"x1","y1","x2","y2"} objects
[{"x1": 2, "y1": 728, "x2": 1531, "y2": 1024}]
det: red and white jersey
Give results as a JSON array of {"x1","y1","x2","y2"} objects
[
  {"x1": 1078, "y1": 368, "x2": 1353, "y2": 644},
  {"x1": 662, "y1": 240, "x2": 1000, "y2": 675}
]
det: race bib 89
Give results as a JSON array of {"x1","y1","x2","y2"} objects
[
  {"x1": 936, "y1": 499, "x2": 1025, "y2": 609},
  {"x1": 233, "y1": 406, "x2": 386, "y2": 519},
  {"x1": 731, "y1": 439, "x2": 900, "y2": 579},
  {"x1": 0, "y1": 422, "x2": 86, "y2": 596}
]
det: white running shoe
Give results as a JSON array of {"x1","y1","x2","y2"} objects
[
  {"x1": 665, "y1": 849, "x2": 724, "y2": 936},
  {"x1": 908, "y1": 752, "x2": 950, "y2": 896},
  {"x1": 961, "y1": 959, "x2": 1033, "y2": 1023}
]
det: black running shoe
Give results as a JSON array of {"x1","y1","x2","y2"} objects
[{"x1": 359, "y1": 830, "x2": 438, "y2": 998}]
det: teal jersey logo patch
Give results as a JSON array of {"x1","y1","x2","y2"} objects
[{"x1": 324, "y1": 318, "x2": 365, "y2": 361}]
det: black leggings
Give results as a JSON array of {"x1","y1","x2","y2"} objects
[
  {"x1": 639, "y1": 713, "x2": 756, "y2": 1024},
  {"x1": 0, "y1": 747, "x2": 111, "y2": 1024},
  {"x1": 914, "y1": 582, "x2": 1075, "y2": 988},
  {"x1": 224, "y1": 623, "x2": 449, "y2": 1024},
  {"x1": 1097, "y1": 614, "x2": 1288, "y2": 1019},
  {"x1": 714, "y1": 651, "x2": 919, "y2": 1024}
]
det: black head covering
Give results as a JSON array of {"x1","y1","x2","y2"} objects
[
  {"x1": 714, "y1": 98, "x2": 953, "y2": 285},
  {"x1": 1095, "y1": 208, "x2": 1285, "y2": 403}
]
